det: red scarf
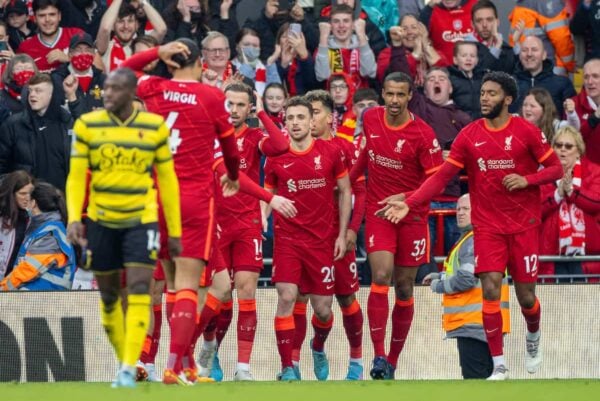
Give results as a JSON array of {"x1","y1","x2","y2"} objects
[
  {"x1": 473, "y1": 31, "x2": 499, "y2": 49},
  {"x1": 109, "y1": 37, "x2": 127, "y2": 72},
  {"x1": 202, "y1": 61, "x2": 233, "y2": 85},
  {"x1": 558, "y1": 160, "x2": 586, "y2": 255},
  {"x1": 287, "y1": 59, "x2": 298, "y2": 96}
]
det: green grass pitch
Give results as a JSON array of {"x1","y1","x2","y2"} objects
[{"x1": 2, "y1": 380, "x2": 599, "y2": 401}]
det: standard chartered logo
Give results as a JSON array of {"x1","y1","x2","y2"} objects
[{"x1": 287, "y1": 179, "x2": 297, "y2": 193}]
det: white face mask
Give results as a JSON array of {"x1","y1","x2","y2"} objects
[{"x1": 242, "y1": 46, "x2": 260, "y2": 62}]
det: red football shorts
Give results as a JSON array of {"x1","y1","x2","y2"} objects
[
  {"x1": 153, "y1": 260, "x2": 165, "y2": 281},
  {"x1": 159, "y1": 195, "x2": 215, "y2": 261},
  {"x1": 272, "y1": 238, "x2": 335, "y2": 296},
  {"x1": 474, "y1": 226, "x2": 540, "y2": 283},
  {"x1": 199, "y1": 246, "x2": 229, "y2": 288},
  {"x1": 219, "y1": 228, "x2": 263, "y2": 274},
  {"x1": 365, "y1": 214, "x2": 430, "y2": 267},
  {"x1": 334, "y1": 250, "x2": 360, "y2": 296}
]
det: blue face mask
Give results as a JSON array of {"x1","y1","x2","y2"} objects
[{"x1": 242, "y1": 46, "x2": 260, "y2": 62}]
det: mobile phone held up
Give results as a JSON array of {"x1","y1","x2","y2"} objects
[
  {"x1": 278, "y1": 0, "x2": 293, "y2": 11},
  {"x1": 289, "y1": 23, "x2": 302, "y2": 37},
  {"x1": 0, "y1": 42, "x2": 8, "y2": 52}
]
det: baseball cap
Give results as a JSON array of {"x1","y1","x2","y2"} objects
[
  {"x1": 5, "y1": 1, "x2": 28, "y2": 15},
  {"x1": 69, "y1": 33, "x2": 94, "y2": 50}
]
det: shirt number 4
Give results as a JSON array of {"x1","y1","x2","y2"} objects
[{"x1": 165, "y1": 112, "x2": 182, "y2": 154}]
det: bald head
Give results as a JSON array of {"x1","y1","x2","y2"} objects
[
  {"x1": 583, "y1": 58, "x2": 600, "y2": 104},
  {"x1": 519, "y1": 36, "x2": 547, "y2": 75},
  {"x1": 456, "y1": 194, "x2": 471, "y2": 229},
  {"x1": 108, "y1": 67, "x2": 138, "y2": 91}
]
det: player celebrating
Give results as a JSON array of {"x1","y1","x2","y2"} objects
[
  {"x1": 65, "y1": 68, "x2": 182, "y2": 388},
  {"x1": 349, "y1": 72, "x2": 444, "y2": 380},
  {"x1": 195, "y1": 82, "x2": 290, "y2": 382},
  {"x1": 304, "y1": 89, "x2": 366, "y2": 380},
  {"x1": 121, "y1": 39, "x2": 240, "y2": 385},
  {"x1": 382, "y1": 71, "x2": 563, "y2": 380},
  {"x1": 265, "y1": 97, "x2": 352, "y2": 381}
]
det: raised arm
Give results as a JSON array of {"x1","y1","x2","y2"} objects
[{"x1": 96, "y1": 0, "x2": 123, "y2": 56}]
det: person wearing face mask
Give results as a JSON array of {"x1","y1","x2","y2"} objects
[
  {"x1": 0, "y1": 73, "x2": 73, "y2": 192},
  {"x1": 51, "y1": 33, "x2": 106, "y2": 119},
  {"x1": 0, "y1": 54, "x2": 38, "y2": 120},
  {"x1": 232, "y1": 28, "x2": 281, "y2": 97},
  {"x1": 0, "y1": 181, "x2": 76, "y2": 291}
]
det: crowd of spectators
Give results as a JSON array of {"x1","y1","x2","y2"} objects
[{"x1": 0, "y1": 0, "x2": 599, "y2": 286}]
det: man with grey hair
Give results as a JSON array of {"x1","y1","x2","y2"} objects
[{"x1": 201, "y1": 31, "x2": 234, "y2": 89}]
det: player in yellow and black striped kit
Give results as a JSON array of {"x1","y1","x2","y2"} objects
[{"x1": 65, "y1": 68, "x2": 181, "y2": 388}]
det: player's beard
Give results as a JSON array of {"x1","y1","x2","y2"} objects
[{"x1": 481, "y1": 100, "x2": 504, "y2": 119}]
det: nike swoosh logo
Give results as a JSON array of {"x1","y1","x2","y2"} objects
[
  {"x1": 475, "y1": 141, "x2": 486, "y2": 147},
  {"x1": 39, "y1": 126, "x2": 47, "y2": 131},
  {"x1": 350, "y1": 282, "x2": 358, "y2": 288},
  {"x1": 392, "y1": 338, "x2": 403, "y2": 342},
  {"x1": 370, "y1": 135, "x2": 380, "y2": 139},
  {"x1": 485, "y1": 328, "x2": 499, "y2": 334},
  {"x1": 370, "y1": 327, "x2": 383, "y2": 332},
  {"x1": 283, "y1": 163, "x2": 294, "y2": 168},
  {"x1": 415, "y1": 255, "x2": 424, "y2": 261},
  {"x1": 326, "y1": 284, "x2": 334, "y2": 290}
]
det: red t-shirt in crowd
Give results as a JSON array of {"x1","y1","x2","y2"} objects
[{"x1": 18, "y1": 27, "x2": 84, "y2": 73}]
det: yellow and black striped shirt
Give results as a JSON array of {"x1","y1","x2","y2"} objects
[{"x1": 66, "y1": 109, "x2": 181, "y2": 236}]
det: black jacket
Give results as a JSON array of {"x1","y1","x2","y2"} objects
[
  {"x1": 0, "y1": 86, "x2": 26, "y2": 122},
  {"x1": 58, "y1": 0, "x2": 106, "y2": 39},
  {"x1": 570, "y1": 2, "x2": 600, "y2": 61},
  {"x1": 51, "y1": 64, "x2": 106, "y2": 119},
  {"x1": 448, "y1": 65, "x2": 486, "y2": 120},
  {"x1": 475, "y1": 40, "x2": 515, "y2": 74},
  {"x1": 512, "y1": 59, "x2": 576, "y2": 116},
  {"x1": 0, "y1": 85, "x2": 73, "y2": 192}
]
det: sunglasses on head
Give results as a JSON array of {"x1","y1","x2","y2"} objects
[{"x1": 553, "y1": 142, "x2": 575, "y2": 150}]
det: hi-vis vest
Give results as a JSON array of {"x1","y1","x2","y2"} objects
[
  {"x1": 6, "y1": 221, "x2": 76, "y2": 291},
  {"x1": 509, "y1": 0, "x2": 575, "y2": 75},
  {"x1": 442, "y1": 231, "x2": 510, "y2": 333}
]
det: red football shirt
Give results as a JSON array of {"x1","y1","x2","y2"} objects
[
  {"x1": 18, "y1": 27, "x2": 84, "y2": 73},
  {"x1": 264, "y1": 139, "x2": 347, "y2": 242},
  {"x1": 447, "y1": 116, "x2": 555, "y2": 234},
  {"x1": 216, "y1": 125, "x2": 267, "y2": 231},
  {"x1": 137, "y1": 76, "x2": 234, "y2": 198},
  {"x1": 359, "y1": 107, "x2": 444, "y2": 222}
]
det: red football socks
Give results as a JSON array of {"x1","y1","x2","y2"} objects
[
  {"x1": 237, "y1": 299, "x2": 257, "y2": 364},
  {"x1": 167, "y1": 289, "x2": 197, "y2": 371},
  {"x1": 367, "y1": 283, "x2": 389, "y2": 357},
  {"x1": 140, "y1": 304, "x2": 162, "y2": 364},
  {"x1": 216, "y1": 300, "x2": 233, "y2": 346},
  {"x1": 341, "y1": 299, "x2": 363, "y2": 359},
  {"x1": 275, "y1": 315, "x2": 295, "y2": 369},
  {"x1": 311, "y1": 314, "x2": 333, "y2": 352},
  {"x1": 521, "y1": 297, "x2": 541, "y2": 334},
  {"x1": 482, "y1": 299, "x2": 504, "y2": 357},
  {"x1": 292, "y1": 301, "x2": 307, "y2": 362},
  {"x1": 387, "y1": 297, "x2": 414, "y2": 367}
]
